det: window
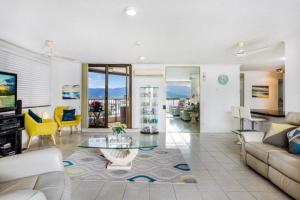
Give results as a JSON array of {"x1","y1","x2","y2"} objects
[{"x1": 166, "y1": 83, "x2": 191, "y2": 99}]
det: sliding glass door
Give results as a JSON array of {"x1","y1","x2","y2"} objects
[{"x1": 88, "y1": 64, "x2": 132, "y2": 128}]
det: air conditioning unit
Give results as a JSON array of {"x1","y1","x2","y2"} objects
[{"x1": 133, "y1": 69, "x2": 164, "y2": 77}]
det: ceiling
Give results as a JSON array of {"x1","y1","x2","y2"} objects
[{"x1": 0, "y1": 0, "x2": 299, "y2": 68}]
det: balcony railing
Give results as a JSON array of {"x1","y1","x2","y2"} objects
[{"x1": 88, "y1": 98, "x2": 128, "y2": 127}]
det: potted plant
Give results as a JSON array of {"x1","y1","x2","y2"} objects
[{"x1": 112, "y1": 122, "x2": 127, "y2": 136}]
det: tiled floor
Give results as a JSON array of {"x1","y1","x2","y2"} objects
[
  {"x1": 166, "y1": 116, "x2": 200, "y2": 133},
  {"x1": 27, "y1": 130, "x2": 292, "y2": 200}
]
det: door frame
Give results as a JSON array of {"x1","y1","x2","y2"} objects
[
  {"x1": 88, "y1": 64, "x2": 132, "y2": 128},
  {"x1": 164, "y1": 65, "x2": 201, "y2": 133}
]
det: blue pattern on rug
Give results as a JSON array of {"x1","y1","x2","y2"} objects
[
  {"x1": 128, "y1": 175, "x2": 156, "y2": 182},
  {"x1": 174, "y1": 164, "x2": 191, "y2": 171},
  {"x1": 64, "y1": 148, "x2": 197, "y2": 183},
  {"x1": 139, "y1": 147, "x2": 155, "y2": 151},
  {"x1": 63, "y1": 160, "x2": 73, "y2": 167}
]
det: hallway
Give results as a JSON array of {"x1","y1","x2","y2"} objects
[{"x1": 166, "y1": 116, "x2": 200, "y2": 133}]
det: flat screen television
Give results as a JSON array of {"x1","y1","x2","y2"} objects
[{"x1": 0, "y1": 71, "x2": 17, "y2": 112}]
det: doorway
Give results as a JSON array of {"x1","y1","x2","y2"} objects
[
  {"x1": 165, "y1": 66, "x2": 200, "y2": 133},
  {"x1": 88, "y1": 64, "x2": 132, "y2": 128}
]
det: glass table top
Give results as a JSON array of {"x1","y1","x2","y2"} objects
[{"x1": 79, "y1": 134, "x2": 158, "y2": 149}]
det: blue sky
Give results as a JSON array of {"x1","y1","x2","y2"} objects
[
  {"x1": 0, "y1": 74, "x2": 15, "y2": 82},
  {"x1": 88, "y1": 72, "x2": 126, "y2": 88}
]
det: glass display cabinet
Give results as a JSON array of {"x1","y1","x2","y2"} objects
[{"x1": 140, "y1": 86, "x2": 159, "y2": 134}]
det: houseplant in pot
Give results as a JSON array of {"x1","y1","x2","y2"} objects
[{"x1": 111, "y1": 122, "x2": 128, "y2": 143}]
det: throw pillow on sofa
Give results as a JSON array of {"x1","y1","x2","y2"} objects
[
  {"x1": 287, "y1": 127, "x2": 300, "y2": 155},
  {"x1": 263, "y1": 123, "x2": 297, "y2": 148},
  {"x1": 62, "y1": 109, "x2": 76, "y2": 121}
]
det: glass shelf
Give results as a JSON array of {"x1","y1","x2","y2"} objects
[{"x1": 140, "y1": 87, "x2": 159, "y2": 134}]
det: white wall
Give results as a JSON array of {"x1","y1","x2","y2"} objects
[
  {"x1": 165, "y1": 67, "x2": 199, "y2": 82},
  {"x1": 50, "y1": 58, "x2": 81, "y2": 117},
  {"x1": 285, "y1": 36, "x2": 300, "y2": 112},
  {"x1": 200, "y1": 64, "x2": 240, "y2": 133},
  {"x1": 242, "y1": 71, "x2": 279, "y2": 110},
  {"x1": 132, "y1": 64, "x2": 166, "y2": 132}
]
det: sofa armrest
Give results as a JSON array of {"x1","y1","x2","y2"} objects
[
  {"x1": 0, "y1": 190, "x2": 47, "y2": 200},
  {"x1": 241, "y1": 132, "x2": 265, "y2": 143},
  {"x1": 0, "y1": 148, "x2": 64, "y2": 183}
]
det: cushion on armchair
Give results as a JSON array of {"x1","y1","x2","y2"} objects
[
  {"x1": 62, "y1": 109, "x2": 76, "y2": 121},
  {"x1": 28, "y1": 109, "x2": 42, "y2": 123}
]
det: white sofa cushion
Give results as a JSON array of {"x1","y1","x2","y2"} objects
[
  {"x1": 0, "y1": 148, "x2": 64, "y2": 183},
  {"x1": 0, "y1": 172, "x2": 70, "y2": 200}
]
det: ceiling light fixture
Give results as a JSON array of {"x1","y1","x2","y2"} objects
[
  {"x1": 134, "y1": 41, "x2": 141, "y2": 46},
  {"x1": 125, "y1": 7, "x2": 137, "y2": 16},
  {"x1": 236, "y1": 41, "x2": 246, "y2": 57},
  {"x1": 43, "y1": 40, "x2": 54, "y2": 56},
  {"x1": 139, "y1": 56, "x2": 145, "y2": 61},
  {"x1": 280, "y1": 56, "x2": 286, "y2": 61}
]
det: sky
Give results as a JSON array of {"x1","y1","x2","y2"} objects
[
  {"x1": 88, "y1": 72, "x2": 126, "y2": 88},
  {"x1": 0, "y1": 74, "x2": 15, "y2": 83}
]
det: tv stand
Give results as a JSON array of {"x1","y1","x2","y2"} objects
[{"x1": 0, "y1": 114, "x2": 25, "y2": 157}]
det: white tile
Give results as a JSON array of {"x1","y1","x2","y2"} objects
[
  {"x1": 173, "y1": 184, "x2": 202, "y2": 200},
  {"x1": 196, "y1": 179, "x2": 222, "y2": 191},
  {"x1": 215, "y1": 179, "x2": 245, "y2": 192},
  {"x1": 250, "y1": 191, "x2": 293, "y2": 200},
  {"x1": 200, "y1": 189, "x2": 229, "y2": 200},
  {"x1": 149, "y1": 183, "x2": 176, "y2": 200},
  {"x1": 237, "y1": 179, "x2": 279, "y2": 192},
  {"x1": 96, "y1": 182, "x2": 126, "y2": 200},
  {"x1": 192, "y1": 170, "x2": 214, "y2": 181},
  {"x1": 123, "y1": 182, "x2": 149, "y2": 200},
  {"x1": 72, "y1": 181, "x2": 104, "y2": 200},
  {"x1": 226, "y1": 192, "x2": 256, "y2": 200}
]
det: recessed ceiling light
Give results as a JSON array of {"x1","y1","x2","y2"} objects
[
  {"x1": 139, "y1": 56, "x2": 145, "y2": 61},
  {"x1": 134, "y1": 41, "x2": 141, "y2": 46},
  {"x1": 280, "y1": 56, "x2": 286, "y2": 61},
  {"x1": 125, "y1": 7, "x2": 137, "y2": 16}
]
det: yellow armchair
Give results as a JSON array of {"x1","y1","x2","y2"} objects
[
  {"x1": 25, "y1": 112, "x2": 58, "y2": 149},
  {"x1": 54, "y1": 106, "x2": 81, "y2": 136}
]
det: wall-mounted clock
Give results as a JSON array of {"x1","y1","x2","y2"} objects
[{"x1": 218, "y1": 74, "x2": 229, "y2": 85}]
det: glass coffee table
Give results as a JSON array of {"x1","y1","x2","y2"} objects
[{"x1": 79, "y1": 134, "x2": 158, "y2": 170}]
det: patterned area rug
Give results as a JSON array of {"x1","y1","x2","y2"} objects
[{"x1": 64, "y1": 148, "x2": 197, "y2": 183}]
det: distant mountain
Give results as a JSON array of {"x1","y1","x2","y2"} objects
[
  {"x1": 167, "y1": 85, "x2": 190, "y2": 99},
  {"x1": 89, "y1": 85, "x2": 190, "y2": 99},
  {"x1": 89, "y1": 87, "x2": 126, "y2": 99}
]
